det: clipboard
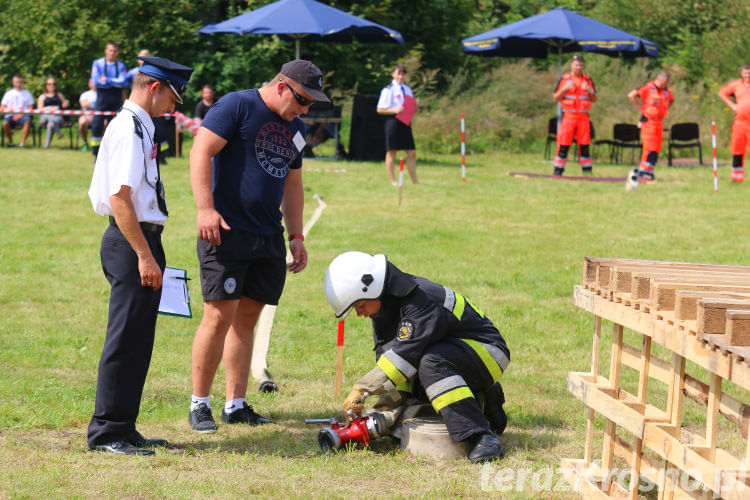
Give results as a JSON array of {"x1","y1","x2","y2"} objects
[
  {"x1": 395, "y1": 95, "x2": 417, "y2": 126},
  {"x1": 158, "y1": 267, "x2": 192, "y2": 318}
]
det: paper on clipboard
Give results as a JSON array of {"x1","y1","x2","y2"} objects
[
  {"x1": 395, "y1": 95, "x2": 417, "y2": 126},
  {"x1": 158, "y1": 267, "x2": 192, "y2": 318}
]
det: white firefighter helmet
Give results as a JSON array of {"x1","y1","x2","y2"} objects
[{"x1": 324, "y1": 251, "x2": 387, "y2": 318}]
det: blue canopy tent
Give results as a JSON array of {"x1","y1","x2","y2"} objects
[
  {"x1": 198, "y1": 0, "x2": 404, "y2": 59},
  {"x1": 462, "y1": 8, "x2": 658, "y2": 121},
  {"x1": 461, "y1": 7, "x2": 658, "y2": 79}
]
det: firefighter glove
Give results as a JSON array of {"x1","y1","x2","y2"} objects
[{"x1": 343, "y1": 385, "x2": 368, "y2": 415}]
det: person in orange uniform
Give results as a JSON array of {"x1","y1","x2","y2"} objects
[
  {"x1": 628, "y1": 72, "x2": 674, "y2": 181},
  {"x1": 552, "y1": 54, "x2": 597, "y2": 176},
  {"x1": 719, "y1": 64, "x2": 750, "y2": 183}
]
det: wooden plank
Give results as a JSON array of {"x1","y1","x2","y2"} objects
[
  {"x1": 674, "y1": 290, "x2": 750, "y2": 320},
  {"x1": 644, "y1": 423, "x2": 750, "y2": 500},
  {"x1": 649, "y1": 281, "x2": 750, "y2": 311},
  {"x1": 575, "y1": 286, "x2": 734, "y2": 378},
  {"x1": 648, "y1": 278, "x2": 750, "y2": 311},
  {"x1": 667, "y1": 354, "x2": 686, "y2": 430},
  {"x1": 607, "y1": 266, "x2": 750, "y2": 294},
  {"x1": 697, "y1": 298, "x2": 750, "y2": 335},
  {"x1": 567, "y1": 372, "x2": 648, "y2": 440},
  {"x1": 629, "y1": 270, "x2": 750, "y2": 301},
  {"x1": 727, "y1": 310, "x2": 750, "y2": 346},
  {"x1": 585, "y1": 257, "x2": 750, "y2": 275},
  {"x1": 585, "y1": 316, "x2": 603, "y2": 467},
  {"x1": 622, "y1": 342, "x2": 750, "y2": 437},
  {"x1": 706, "y1": 374, "x2": 722, "y2": 461},
  {"x1": 651, "y1": 319, "x2": 732, "y2": 379},
  {"x1": 574, "y1": 286, "x2": 655, "y2": 336}
]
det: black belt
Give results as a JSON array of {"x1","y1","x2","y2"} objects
[{"x1": 109, "y1": 216, "x2": 164, "y2": 234}]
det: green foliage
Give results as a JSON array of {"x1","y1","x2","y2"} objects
[{"x1": 0, "y1": 0, "x2": 216, "y2": 103}]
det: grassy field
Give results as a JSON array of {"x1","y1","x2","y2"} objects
[{"x1": 0, "y1": 141, "x2": 747, "y2": 499}]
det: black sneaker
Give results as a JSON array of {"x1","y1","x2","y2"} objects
[
  {"x1": 221, "y1": 402, "x2": 273, "y2": 425},
  {"x1": 189, "y1": 403, "x2": 217, "y2": 432},
  {"x1": 553, "y1": 167, "x2": 564, "y2": 176}
]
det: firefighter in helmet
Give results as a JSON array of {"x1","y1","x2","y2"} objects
[{"x1": 324, "y1": 251, "x2": 510, "y2": 463}]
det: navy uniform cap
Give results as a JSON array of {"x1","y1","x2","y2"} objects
[{"x1": 137, "y1": 56, "x2": 193, "y2": 103}]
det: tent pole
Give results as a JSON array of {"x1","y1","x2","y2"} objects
[
  {"x1": 557, "y1": 45, "x2": 562, "y2": 122},
  {"x1": 295, "y1": 39, "x2": 300, "y2": 59}
]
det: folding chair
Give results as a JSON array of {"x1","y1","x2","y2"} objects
[
  {"x1": 609, "y1": 124, "x2": 641, "y2": 164},
  {"x1": 36, "y1": 116, "x2": 75, "y2": 149},
  {"x1": 1, "y1": 114, "x2": 37, "y2": 147},
  {"x1": 543, "y1": 117, "x2": 557, "y2": 160},
  {"x1": 668, "y1": 122, "x2": 702, "y2": 166}
]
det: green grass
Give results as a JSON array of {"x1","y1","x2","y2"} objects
[{"x1": 0, "y1": 143, "x2": 747, "y2": 498}]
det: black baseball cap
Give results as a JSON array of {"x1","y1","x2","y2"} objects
[
  {"x1": 138, "y1": 56, "x2": 193, "y2": 104},
  {"x1": 280, "y1": 59, "x2": 330, "y2": 103},
  {"x1": 571, "y1": 54, "x2": 585, "y2": 62}
]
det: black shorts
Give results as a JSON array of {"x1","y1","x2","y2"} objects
[
  {"x1": 197, "y1": 229, "x2": 287, "y2": 304},
  {"x1": 384, "y1": 117, "x2": 415, "y2": 151}
]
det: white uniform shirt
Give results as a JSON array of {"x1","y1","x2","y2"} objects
[
  {"x1": 79, "y1": 89, "x2": 97, "y2": 109},
  {"x1": 1, "y1": 88, "x2": 34, "y2": 111},
  {"x1": 88, "y1": 100, "x2": 165, "y2": 224},
  {"x1": 377, "y1": 79, "x2": 414, "y2": 110}
]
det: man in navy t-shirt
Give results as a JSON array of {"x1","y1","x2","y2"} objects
[{"x1": 188, "y1": 60, "x2": 330, "y2": 432}]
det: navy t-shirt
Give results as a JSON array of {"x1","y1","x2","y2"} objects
[{"x1": 201, "y1": 89, "x2": 304, "y2": 234}]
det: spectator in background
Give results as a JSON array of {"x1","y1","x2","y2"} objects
[
  {"x1": 1, "y1": 74, "x2": 34, "y2": 147},
  {"x1": 125, "y1": 49, "x2": 151, "y2": 88},
  {"x1": 377, "y1": 64, "x2": 418, "y2": 185},
  {"x1": 194, "y1": 85, "x2": 215, "y2": 121},
  {"x1": 718, "y1": 64, "x2": 750, "y2": 183},
  {"x1": 90, "y1": 41, "x2": 127, "y2": 157},
  {"x1": 552, "y1": 54, "x2": 597, "y2": 176},
  {"x1": 79, "y1": 79, "x2": 97, "y2": 152},
  {"x1": 628, "y1": 72, "x2": 674, "y2": 181},
  {"x1": 37, "y1": 76, "x2": 70, "y2": 148}
]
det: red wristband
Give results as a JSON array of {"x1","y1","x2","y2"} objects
[{"x1": 288, "y1": 233, "x2": 304, "y2": 242}]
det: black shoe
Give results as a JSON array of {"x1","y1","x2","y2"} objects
[
  {"x1": 553, "y1": 167, "x2": 564, "y2": 176},
  {"x1": 582, "y1": 167, "x2": 593, "y2": 176},
  {"x1": 468, "y1": 432, "x2": 505, "y2": 463},
  {"x1": 221, "y1": 402, "x2": 273, "y2": 425},
  {"x1": 189, "y1": 403, "x2": 217, "y2": 432},
  {"x1": 125, "y1": 430, "x2": 168, "y2": 448},
  {"x1": 89, "y1": 440, "x2": 155, "y2": 456}
]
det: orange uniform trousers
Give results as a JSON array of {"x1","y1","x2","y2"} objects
[
  {"x1": 638, "y1": 120, "x2": 663, "y2": 175},
  {"x1": 730, "y1": 119, "x2": 750, "y2": 181},
  {"x1": 554, "y1": 113, "x2": 592, "y2": 169}
]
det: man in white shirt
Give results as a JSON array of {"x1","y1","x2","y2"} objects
[
  {"x1": 87, "y1": 56, "x2": 192, "y2": 456},
  {"x1": 1, "y1": 74, "x2": 34, "y2": 147},
  {"x1": 78, "y1": 79, "x2": 97, "y2": 151}
]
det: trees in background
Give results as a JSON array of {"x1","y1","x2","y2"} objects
[{"x1": 1, "y1": 0, "x2": 749, "y2": 150}]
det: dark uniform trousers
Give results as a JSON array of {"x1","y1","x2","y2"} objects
[
  {"x1": 418, "y1": 338, "x2": 496, "y2": 443},
  {"x1": 87, "y1": 224, "x2": 165, "y2": 446},
  {"x1": 91, "y1": 88, "x2": 123, "y2": 156}
]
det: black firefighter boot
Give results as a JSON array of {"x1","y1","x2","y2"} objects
[{"x1": 468, "y1": 432, "x2": 506, "y2": 463}]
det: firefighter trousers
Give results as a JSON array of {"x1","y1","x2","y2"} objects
[{"x1": 418, "y1": 338, "x2": 506, "y2": 443}]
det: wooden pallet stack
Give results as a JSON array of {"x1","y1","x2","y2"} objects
[{"x1": 562, "y1": 257, "x2": 750, "y2": 499}]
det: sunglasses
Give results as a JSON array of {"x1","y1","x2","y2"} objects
[{"x1": 280, "y1": 79, "x2": 314, "y2": 106}]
